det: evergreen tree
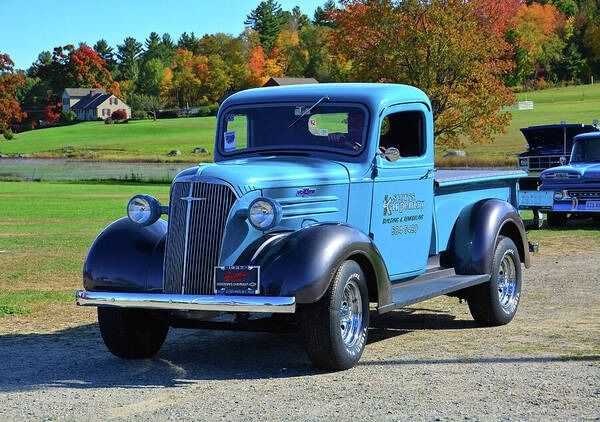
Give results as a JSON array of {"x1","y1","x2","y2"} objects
[
  {"x1": 244, "y1": 0, "x2": 288, "y2": 52},
  {"x1": 313, "y1": 0, "x2": 337, "y2": 28}
]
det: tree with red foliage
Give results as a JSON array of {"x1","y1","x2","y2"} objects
[
  {"x1": 35, "y1": 44, "x2": 120, "y2": 118},
  {"x1": 0, "y1": 53, "x2": 26, "y2": 130},
  {"x1": 42, "y1": 102, "x2": 61, "y2": 123},
  {"x1": 247, "y1": 46, "x2": 268, "y2": 87},
  {"x1": 328, "y1": 0, "x2": 517, "y2": 147}
]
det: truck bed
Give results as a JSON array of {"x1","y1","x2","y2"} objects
[
  {"x1": 433, "y1": 169, "x2": 524, "y2": 255},
  {"x1": 435, "y1": 169, "x2": 525, "y2": 186}
]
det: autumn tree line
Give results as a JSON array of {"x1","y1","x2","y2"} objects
[{"x1": 1, "y1": 0, "x2": 600, "y2": 146}]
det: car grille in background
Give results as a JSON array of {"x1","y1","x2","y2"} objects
[
  {"x1": 525, "y1": 155, "x2": 568, "y2": 172},
  {"x1": 567, "y1": 190, "x2": 600, "y2": 200},
  {"x1": 163, "y1": 181, "x2": 237, "y2": 295}
]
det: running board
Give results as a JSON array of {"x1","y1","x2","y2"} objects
[{"x1": 378, "y1": 273, "x2": 490, "y2": 314}]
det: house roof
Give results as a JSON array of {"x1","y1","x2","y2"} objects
[
  {"x1": 263, "y1": 77, "x2": 319, "y2": 87},
  {"x1": 71, "y1": 93, "x2": 112, "y2": 110},
  {"x1": 64, "y1": 87, "x2": 106, "y2": 97}
]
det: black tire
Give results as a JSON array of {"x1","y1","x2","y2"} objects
[
  {"x1": 98, "y1": 307, "x2": 169, "y2": 359},
  {"x1": 547, "y1": 212, "x2": 567, "y2": 228},
  {"x1": 300, "y1": 260, "x2": 369, "y2": 371},
  {"x1": 467, "y1": 236, "x2": 522, "y2": 326}
]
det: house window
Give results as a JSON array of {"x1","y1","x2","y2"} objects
[
  {"x1": 102, "y1": 109, "x2": 105, "y2": 117},
  {"x1": 114, "y1": 98, "x2": 118, "y2": 105},
  {"x1": 109, "y1": 98, "x2": 113, "y2": 105}
]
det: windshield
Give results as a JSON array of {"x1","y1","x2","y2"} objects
[
  {"x1": 219, "y1": 104, "x2": 368, "y2": 155},
  {"x1": 570, "y1": 139, "x2": 600, "y2": 162}
]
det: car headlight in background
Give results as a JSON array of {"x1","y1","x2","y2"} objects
[
  {"x1": 248, "y1": 197, "x2": 281, "y2": 230},
  {"x1": 127, "y1": 194, "x2": 162, "y2": 226}
]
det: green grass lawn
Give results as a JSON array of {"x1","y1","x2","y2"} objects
[
  {"x1": 0, "y1": 117, "x2": 217, "y2": 162},
  {"x1": 1, "y1": 83, "x2": 600, "y2": 165},
  {"x1": 0, "y1": 181, "x2": 169, "y2": 329}
]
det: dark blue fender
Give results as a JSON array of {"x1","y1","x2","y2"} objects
[
  {"x1": 83, "y1": 217, "x2": 167, "y2": 292},
  {"x1": 444, "y1": 199, "x2": 531, "y2": 275},
  {"x1": 236, "y1": 223, "x2": 392, "y2": 306}
]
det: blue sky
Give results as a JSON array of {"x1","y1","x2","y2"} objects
[{"x1": 0, "y1": 0, "x2": 328, "y2": 71}]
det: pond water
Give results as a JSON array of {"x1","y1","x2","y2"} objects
[{"x1": 0, "y1": 159, "x2": 195, "y2": 182}]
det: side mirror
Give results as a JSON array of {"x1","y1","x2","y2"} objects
[
  {"x1": 379, "y1": 147, "x2": 400, "y2": 162},
  {"x1": 559, "y1": 156, "x2": 567, "y2": 166}
]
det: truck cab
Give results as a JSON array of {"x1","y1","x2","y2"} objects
[{"x1": 77, "y1": 83, "x2": 530, "y2": 370}]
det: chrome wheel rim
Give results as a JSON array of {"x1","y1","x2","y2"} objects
[
  {"x1": 497, "y1": 250, "x2": 518, "y2": 312},
  {"x1": 340, "y1": 277, "x2": 363, "y2": 348}
]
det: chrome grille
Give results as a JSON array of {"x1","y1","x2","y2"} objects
[
  {"x1": 163, "y1": 181, "x2": 237, "y2": 295},
  {"x1": 567, "y1": 190, "x2": 600, "y2": 200},
  {"x1": 526, "y1": 155, "x2": 568, "y2": 172}
]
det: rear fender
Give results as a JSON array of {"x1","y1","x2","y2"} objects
[
  {"x1": 444, "y1": 199, "x2": 530, "y2": 274},
  {"x1": 83, "y1": 217, "x2": 167, "y2": 292},
  {"x1": 236, "y1": 223, "x2": 392, "y2": 306}
]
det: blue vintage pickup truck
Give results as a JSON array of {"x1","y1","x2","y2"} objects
[
  {"x1": 538, "y1": 131, "x2": 600, "y2": 227},
  {"x1": 77, "y1": 83, "x2": 530, "y2": 370}
]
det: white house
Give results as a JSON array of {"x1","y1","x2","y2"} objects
[
  {"x1": 66, "y1": 89, "x2": 131, "y2": 121},
  {"x1": 62, "y1": 88, "x2": 106, "y2": 111}
]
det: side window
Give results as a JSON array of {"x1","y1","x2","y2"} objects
[
  {"x1": 379, "y1": 111, "x2": 425, "y2": 158},
  {"x1": 223, "y1": 113, "x2": 248, "y2": 152}
]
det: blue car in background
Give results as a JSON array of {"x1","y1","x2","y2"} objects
[
  {"x1": 76, "y1": 83, "x2": 531, "y2": 370},
  {"x1": 540, "y1": 132, "x2": 600, "y2": 227}
]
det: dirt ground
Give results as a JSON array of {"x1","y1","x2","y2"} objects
[{"x1": 0, "y1": 239, "x2": 598, "y2": 421}]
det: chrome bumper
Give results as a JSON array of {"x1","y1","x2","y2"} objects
[{"x1": 76, "y1": 291, "x2": 296, "y2": 314}]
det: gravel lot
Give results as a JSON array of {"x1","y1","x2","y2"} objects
[{"x1": 1, "y1": 244, "x2": 598, "y2": 421}]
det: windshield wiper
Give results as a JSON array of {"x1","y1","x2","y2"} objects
[{"x1": 288, "y1": 96, "x2": 330, "y2": 129}]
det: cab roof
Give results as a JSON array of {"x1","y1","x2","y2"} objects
[
  {"x1": 220, "y1": 83, "x2": 431, "y2": 114},
  {"x1": 574, "y1": 132, "x2": 600, "y2": 142}
]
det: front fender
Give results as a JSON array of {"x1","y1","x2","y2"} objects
[
  {"x1": 83, "y1": 217, "x2": 167, "y2": 292},
  {"x1": 236, "y1": 223, "x2": 392, "y2": 306},
  {"x1": 446, "y1": 199, "x2": 530, "y2": 274}
]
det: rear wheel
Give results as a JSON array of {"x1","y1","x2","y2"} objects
[
  {"x1": 301, "y1": 260, "x2": 369, "y2": 371},
  {"x1": 547, "y1": 212, "x2": 567, "y2": 228},
  {"x1": 98, "y1": 307, "x2": 169, "y2": 359},
  {"x1": 467, "y1": 236, "x2": 522, "y2": 326}
]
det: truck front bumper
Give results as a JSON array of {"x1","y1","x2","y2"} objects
[{"x1": 75, "y1": 291, "x2": 296, "y2": 314}]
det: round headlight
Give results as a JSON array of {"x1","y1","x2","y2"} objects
[
  {"x1": 127, "y1": 194, "x2": 161, "y2": 226},
  {"x1": 553, "y1": 191, "x2": 564, "y2": 201},
  {"x1": 248, "y1": 198, "x2": 281, "y2": 230}
]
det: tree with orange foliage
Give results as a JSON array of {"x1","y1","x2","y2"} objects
[
  {"x1": 0, "y1": 53, "x2": 25, "y2": 130},
  {"x1": 512, "y1": 2, "x2": 566, "y2": 83},
  {"x1": 329, "y1": 0, "x2": 517, "y2": 147},
  {"x1": 247, "y1": 46, "x2": 268, "y2": 87}
]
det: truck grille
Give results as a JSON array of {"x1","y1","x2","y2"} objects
[
  {"x1": 163, "y1": 181, "x2": 237, "y2": 295},
  {"x1": 567, "y1": 190, "x2": 600, "y2": 200},
  {"x1": 525, "y1": 155, "x2": 568, "y2": 172}
]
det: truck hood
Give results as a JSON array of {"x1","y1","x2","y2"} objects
[
  {"x1": 192, "y1": 156, "x2": 350, "y2": 193},
  {"x1": 541, "y1": 162, "x2": 600, "y2": 181},
  {"x1": 520, "y1": 125, "x2": 598, "y2": 150}
]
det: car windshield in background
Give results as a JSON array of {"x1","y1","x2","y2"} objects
[
  {"x1": 571, "y1": 139, "x2": 600, "y2": 162},
  {"x1": 219, "y1": 104, "x2": 367, "y2": 155}
]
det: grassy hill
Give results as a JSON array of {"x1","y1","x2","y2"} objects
[
  {"x1": 2, "y1": 83, "x2": 600, "y2": 165},
  {"x1": 438, "y1": 83, "x2": 600, "y2": 166},
  {"x1": 0, "y1": 118, "x2": 217, "y2": 162}
]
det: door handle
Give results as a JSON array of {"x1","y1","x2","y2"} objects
[{"x1": 420, "y1": 168, "x2": 433, "y2": 180}]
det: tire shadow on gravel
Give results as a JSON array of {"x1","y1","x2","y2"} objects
[
  {"x1": 0, "y1": 322, "x2": 319, "y2": 392},
  {"x1": 367, "y1": 307, "x2": 478, "y2": 345}
]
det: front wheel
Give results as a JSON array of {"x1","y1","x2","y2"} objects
[
  {"x1": 300, "y1": 260, "x2": 369, "y2": 371},
  {"x1": 467, "y1": 236, "x2": 522, "y2": 326},
  {"x1": 98, "y1": 307, "x2": 169, "y2": 359}
]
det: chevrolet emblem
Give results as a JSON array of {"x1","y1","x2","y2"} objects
[{"x1": 180, "y1": 196, "x2": 207, "y2": 203}]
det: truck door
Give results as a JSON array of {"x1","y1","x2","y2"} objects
[{"x1": 369, "y1": 103, "x2": 434, "y2": 277}]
